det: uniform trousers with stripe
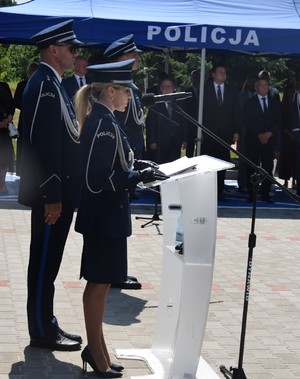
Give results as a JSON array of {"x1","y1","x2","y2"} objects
[{"x1": 27, "y1": 204, "x2": 74, "y2": 339}]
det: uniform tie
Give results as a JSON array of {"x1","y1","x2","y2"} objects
[
  {"x1": 217, "y1": 85, "x2": 223, "y2": 107},
  {"x1": 262, "y1": 97, "x2": 268, "y2": 113},
  {"x1": 79, "y1": 77, "x2": 84, "y2": 87}
]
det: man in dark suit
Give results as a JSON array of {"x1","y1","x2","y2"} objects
[
  {"x1": 202, "y1": 64, "x2": 240, "y2": 201},
  {"x1": 146, "y1": 76, "x2": 187, "y2": 164},
  {"x1": 62, "y1": 55, "x2": 90, "y2": 102},
  {"x1": 18, "y1": 20, "x2": 83, "y2": 351},
  {"x1": 291, "y1": 91, "x2": 300, "y2": 197},
  {"x1": 244, "y1": 77, "x2": 281, "y2": 202},
  {"x1": 184, "y1": 69, "x2": 200, "y2": 158}
]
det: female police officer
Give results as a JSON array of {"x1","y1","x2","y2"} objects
[{"x1": 74, "y1": 59, "x2": 167, "y2": 378}]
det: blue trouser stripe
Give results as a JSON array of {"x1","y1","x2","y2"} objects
[{"x1": 36, "y1": 224, "x2": 51, "y2": 337}]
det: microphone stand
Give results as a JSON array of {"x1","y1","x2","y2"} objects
[
  {"x1": 136, "y1": 104, "x2": 182, "y2": 234},
  {"x1": 135, "y1": 186, "x2": 162, "y2": 235},
  {"x1": 171, "y1": 102, "x2": 300, "y2": 379}
]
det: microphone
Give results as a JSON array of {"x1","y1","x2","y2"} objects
[{"x1": 142, "y1": 92, "x2": 192, "y2": 107}]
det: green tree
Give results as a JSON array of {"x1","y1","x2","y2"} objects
[
  {"x1": 0, "y1": 0, "x2": 16, "y2": 5},
  {"x1": 0, "y1": 45, "x2": 38, "y2": 82}
]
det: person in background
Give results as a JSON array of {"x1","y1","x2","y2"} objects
[
  {"x1": 18, "y1": 20, "x2": 83, "y2": 351},
  {"x1": 14, "y1": 61, "x2": 39, "y2": 176},
  {"x1": 62, "y1": 55, "x2": 90, "y2": 102},
  {"x1": 184, "y1": 69, "x2": 200, "y2": 158},
  {"x1": 237, "y1": 74, "x2": 257, "y2": 193},
  {"x1": 291, "y1": 89, "x2": 300, "y2": 197},
  {"x1": 0, "y1": 80, "x2": 15, "y2": 194},
  {"x1": 146, "y1": 76, "x2": 187, "y2": 164},
  {"x1": 202, "y1": 63, "x2": 240, "y2": 201},
  {"x1": 147, "y1": 70, "x2": 169, "y2": 95},
  {"x1": 257, "y1": 70, "x2": 281, "y2": 175},
  {"x1": 257, "y1": 70, "x2": 280, "y2": 101},
  {"x1": 278, "y1": 82, "x2": 297, "y2": 189},
  {"x1": 244, "y1": 76, "x2": 281, "y2": 202},
  {"x1": 74, "y1": 59, "x2": 167, "y2": 378}
]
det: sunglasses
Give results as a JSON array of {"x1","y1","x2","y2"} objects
[{"x1": 55, "y1": 44, "x2": 78, "y2": 54}]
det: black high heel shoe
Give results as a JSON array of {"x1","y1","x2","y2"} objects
[
  {"x1": 81, "y1": 346, "x2": 122, "y2": 378},
  {"x1": 110, "y1": 363, "x2": 124, "y2": 372}
]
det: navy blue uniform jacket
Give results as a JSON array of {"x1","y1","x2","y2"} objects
[
  {"x1": 75, "y1": 103, "x2": 140, "y2": 238},
  {"x1": 18, "y1": 63, "x2": 82, "y2": 208}
]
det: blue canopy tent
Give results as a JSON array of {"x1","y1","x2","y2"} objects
[
  {"x1": 1, "y1": 0, "x2": 300, "y2": 154},
  {"x1": 1, "y1": 0, "x2": 300, "y2": 55}
]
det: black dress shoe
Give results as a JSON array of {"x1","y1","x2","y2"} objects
[
  {"x1": 110, "y1": 363, "x2": 124, "y2": 372},
  {"x1": 57, "y1": 327, "x2": 82, "y2": 343},
  {"x1": 82, "y1": 347, "x2": 122, "y2": 378},
  {"x1": 111, "y1": 279, "x2": 142, "y2": 290},
  {"x1": 127, "y1": 275, "x2": 138, "y2": 282},
  {"x1": 30, "y1": 332, "x2": 81, "y2": 351}
]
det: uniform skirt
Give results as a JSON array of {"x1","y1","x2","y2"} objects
[{"x1": 80, "y1": 235, "x2": 128, "y2": 284}]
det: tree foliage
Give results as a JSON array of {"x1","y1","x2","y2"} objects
[
  {"x1": 1, "y1": 41, "x2": 300, "y2": 92},
  {"x1": 0, "y1": 0, "x2": 16, "y2": 5}
]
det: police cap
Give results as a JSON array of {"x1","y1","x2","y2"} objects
[
  {"x1": 31, "y1": 19, "x2": 82, "y2": 50},
  {"x1": 87, "y1": 59, "x2": 137, "y2": 89},
  {"x1": 103, "y1": 34, "x2": 142, "y2": 60}
]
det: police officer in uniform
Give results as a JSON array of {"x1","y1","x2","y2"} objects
[
  {"x1": 18, "y1": 20, "x2": 83, "y2": 351},
  {"x1": 103, "y1": 35, "x2": 145, "y2": 290},
  {"x1": 103, "y1": 34, "x2": 145, "y2": 160},
  {"x1": 74, "y1": 59, "x2": 167, "y2": 377}
]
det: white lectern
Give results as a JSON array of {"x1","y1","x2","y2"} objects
[{"x1": 117, "y1": 155, "x2": 234, "y2": 379}]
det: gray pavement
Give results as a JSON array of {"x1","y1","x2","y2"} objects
[{"x1": 0, "y1": 198, "x2": 299, "y2": 379}]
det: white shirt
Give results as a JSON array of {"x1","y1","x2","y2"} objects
[
  {"x1": 75, "y1": 74, "x2": 86, "y2": 87},
  {"x1": 214, "y1": 82, "x2": 224, "y2": 100},
  {"x1": 258, "y1": 95, "x2": 268, "y2": 111}
]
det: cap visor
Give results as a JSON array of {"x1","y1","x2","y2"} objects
[
  {"x1": 125, "y1": 82, "x2": 138, "y2": 90},
  {"x1": 69, "y1": 38, "x2": 83, "y2": 46}
]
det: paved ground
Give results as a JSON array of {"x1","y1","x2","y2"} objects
[{"x1": 0, "y1": 194, "x2": 299, "y2": 378}]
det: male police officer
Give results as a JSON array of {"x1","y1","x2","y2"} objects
[
  {"x1": 18, "y1": 20, "x2": 83, "y2": 351},
  {"x1": 104, "y1": 34, "x2": 145, "y2": 160}
]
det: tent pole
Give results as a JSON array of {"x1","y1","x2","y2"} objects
[{"x1": 196, "y1": 48, "x2": 206, "y2": 155}]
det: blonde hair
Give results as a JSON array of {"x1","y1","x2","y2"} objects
[{"x1": 75, "y1": 82, "x2": 110, "y2": 131}]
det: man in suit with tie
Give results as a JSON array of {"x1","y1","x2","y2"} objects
[
  {"x1": 62, "y1": 55, "x2": 89, "y2": 102},
  {"x1": 202, "y1": 64, "x2": 240, "y2": 201},
  {"x1": 18, "y1": 20, "x2": 83, "y2": 351},
  {"x1": 244, "y1": 76, "x2": 281, "y2": 202},
  {"x1": 184, "y1": 69, "x2": 200, "y2": 157},
  {"x1": 146, "y1": 77, "x2": 187, "y2": 164}
]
